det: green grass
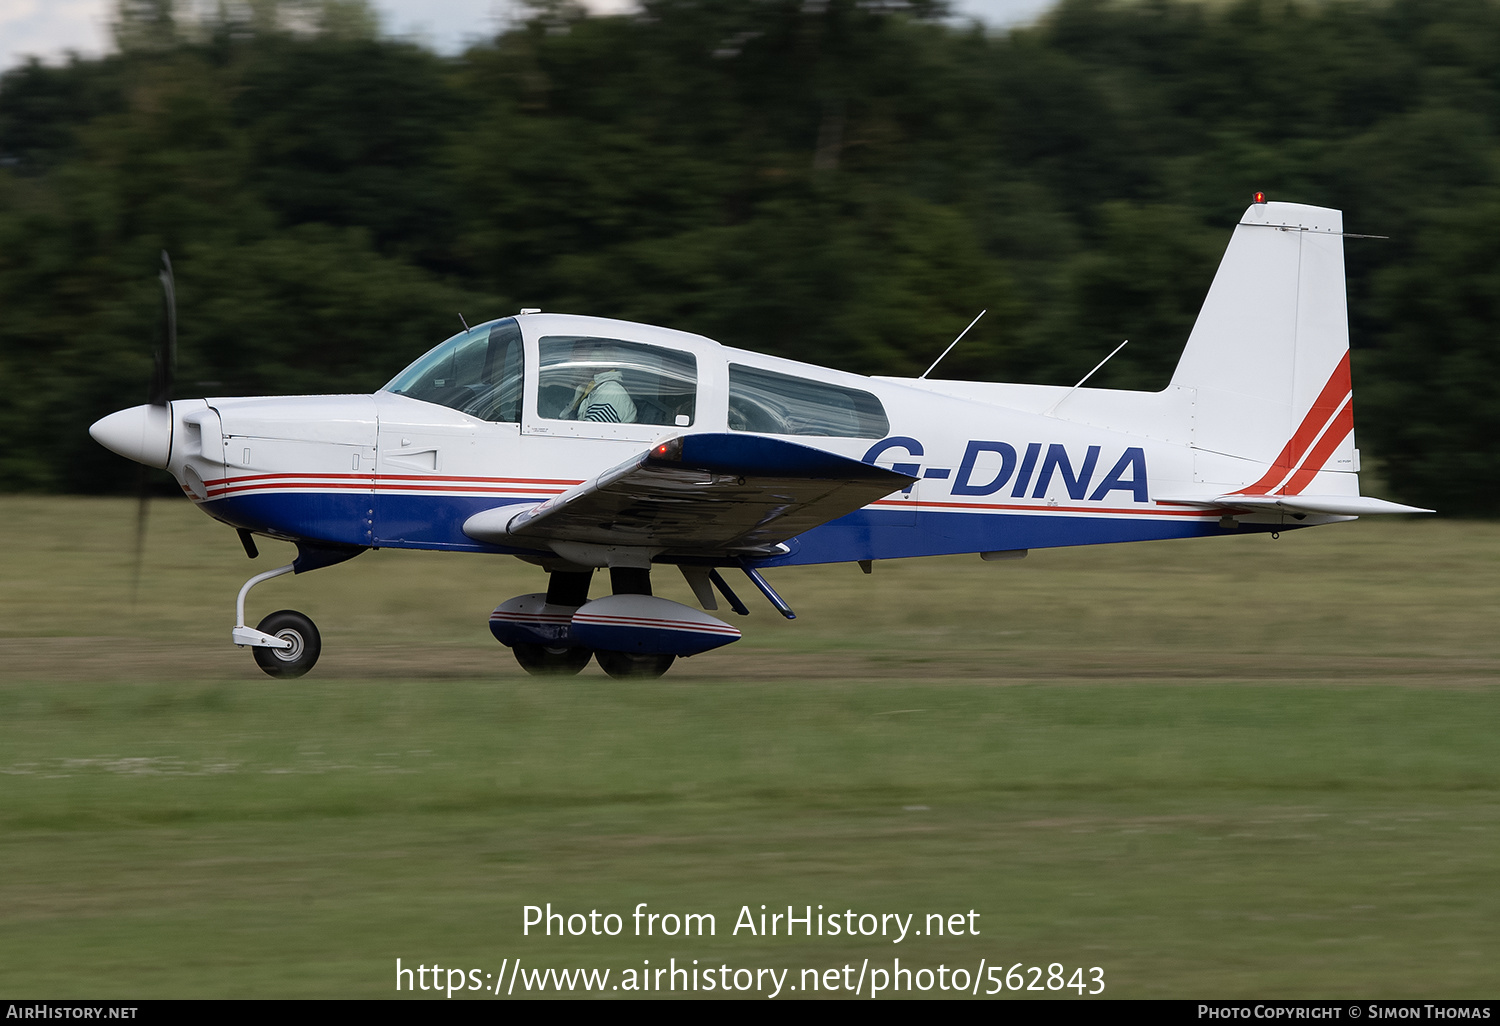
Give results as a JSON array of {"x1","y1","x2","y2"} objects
[{"x1": 1, "y1": 497, "x2": 1497, "y2": 997}]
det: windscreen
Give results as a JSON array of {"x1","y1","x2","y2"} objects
[{"x1": 383, "y1": 318, "x2": 524, "y2": 423}]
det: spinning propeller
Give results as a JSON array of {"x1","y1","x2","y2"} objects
[
  {"x1": 130, "y1": 252, "x2": 177, "y2": 599},
  {"x1": 149, "y1": 252, "x2": 177, "y2": 407}
]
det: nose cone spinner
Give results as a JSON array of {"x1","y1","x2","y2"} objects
[{"x1": 90, "y1": 404, "x2": 173, "y2": 469}]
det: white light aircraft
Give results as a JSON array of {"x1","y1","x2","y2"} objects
[{"x1": 90, "y1": 198, "x2": 1430, "y2": 679}]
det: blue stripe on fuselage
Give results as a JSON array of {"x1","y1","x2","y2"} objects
[
  {"x1": 203, "y1": 491, "x2": 539, "y2": 553},
  {"x1": 203, "y1": 489, "x2": 1289, "y2": 564},
  {"x1": 751, "y1": 506, "x2": 1269, "y2": 567}
]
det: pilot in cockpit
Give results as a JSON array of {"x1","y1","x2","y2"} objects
[{"x1": 562, "y1": 338, "x2": 638, "y2": 424}]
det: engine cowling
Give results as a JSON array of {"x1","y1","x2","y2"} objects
[{"x1": 570, "y1": 594, "x2": 741, "y2": 657}]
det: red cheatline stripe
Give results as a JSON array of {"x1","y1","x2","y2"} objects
[
  {"x1": 212, "y1": 471, "x2": 581, "y2": 487},
  {"x1": 1232, "y1": 352, "x2": 1352, "y2": 495},
  {"x1": 1275, "y1": 397, "x2": 1355, "y2": 496},
  {"x1": 200, "y1": 483, "x2": 1216, "y2": 519},
  {"x1": 207, "y1": 480, "x2": 377, "y2": 497},
  {"x1": 491, "y1": 613, "x2": 572, "y2": 623},
  {"x1": 213, "y1": 472, "x2": 377, "y2": 485},
  {"x1": 204, "y1": 472, "x2": 577, "y2": 498},
  {"x1": 207, "y1": 481, "x2": 563, "y2": 498},
  {"x1": 379, "y1": 474, "x2": 580, "y2": 485}
]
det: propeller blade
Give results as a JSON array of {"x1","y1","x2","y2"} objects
[
  {"x1": 135, "y1": 251, "x2": 174, "y2": 600},
  {"x1": 131, "y1": 466, "x2": 150, "y2": 604},
  {"x1": 148, "y1": 251, "x2": 177, "y2": 407}
]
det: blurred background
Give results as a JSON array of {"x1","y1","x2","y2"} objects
[
  {"x1": 3, "y1": 3, "x2": 1498, "y2": 997},
  {"x1": 1, "y1": 0, "x2": 1497, "y2": 514}
]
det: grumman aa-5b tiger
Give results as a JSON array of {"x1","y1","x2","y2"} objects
[{"x1": 90, "y1": 198, "x2": 1430, "y2": 679}]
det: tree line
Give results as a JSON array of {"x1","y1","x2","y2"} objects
[{"x1": 1, "y1": 0, "x2": 1497, "y2": 512}]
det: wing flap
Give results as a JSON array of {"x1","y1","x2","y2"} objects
[{"x1": 464, "y1": 433, "x2": 915, "y2": 554}]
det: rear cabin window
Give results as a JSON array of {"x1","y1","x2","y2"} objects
[
  {"x1": 727, "y1": 364, "x2": 890, "y2": 438},
  {"x1": 538, "y1": 336, "x2": 697, "y2": 427}
]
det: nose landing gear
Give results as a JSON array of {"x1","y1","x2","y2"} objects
[{"x1": 231, "y1": 542, "x2": 364, "y2": 679}]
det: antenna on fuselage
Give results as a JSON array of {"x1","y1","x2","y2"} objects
[
  {"x1": 919, "y1": 309, "x2": 986, "y2": 380},
  {"x1": 459, "y1": 312, "x2": 471, "y2": 332},
  {"x1": 1044, "y1": 338, "x2": 1129, "y2": 417}
]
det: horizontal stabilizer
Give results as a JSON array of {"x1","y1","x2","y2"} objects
[
  {"x1": 463, "y1": 433, "x2": 916, "y2": 555},
  {"x1": 1158, "y1": 494, "x2": 1433, "y2": 517}
]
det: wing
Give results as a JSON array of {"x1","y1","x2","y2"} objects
[{"x1": 463, "y1": 433, "x2": 916, "y2": 556}]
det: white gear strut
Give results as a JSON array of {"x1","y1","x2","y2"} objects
[{"x1": 232, "y1": 564, "x2": 296, "y2": 649}]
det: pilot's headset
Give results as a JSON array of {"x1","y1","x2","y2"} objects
[{"x1": 571, "y1": 337, "x2": 610, "y2": 382}]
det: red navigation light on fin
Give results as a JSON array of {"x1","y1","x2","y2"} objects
[{"x1": 1253, "y1": 191, "x2": 1267, "y2": 204}]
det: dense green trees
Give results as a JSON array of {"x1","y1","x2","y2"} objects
[{"x1": 1, "y1": 0, "x2": 1497, "y2": 510}]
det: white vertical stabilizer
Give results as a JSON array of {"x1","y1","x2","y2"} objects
[{"x1": 1171, "y1": 201, "x2": 1357, "y2": 494}]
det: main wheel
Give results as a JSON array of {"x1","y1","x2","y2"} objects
[
  {"x1": 513, "y1": 643, "x2": 593, "y2": 676},
  {"x1": 595, "y1": 650, "x2": 676, "y2": 679},
  {"x1": 252, "y1": 609, "x2": 321, "y2": 679}
]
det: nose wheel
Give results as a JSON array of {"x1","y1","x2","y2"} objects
[{"x1": 250, "y1": 610, "x2": 322, "y2": 678}]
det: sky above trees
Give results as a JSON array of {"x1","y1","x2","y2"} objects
[{"x1": 0, "y1": 0, "x2": 1058, "y2": 72}]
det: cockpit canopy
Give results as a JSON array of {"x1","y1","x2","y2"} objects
[{"x1": 383, "y1": 314, "x2": 888, "y2": 438}]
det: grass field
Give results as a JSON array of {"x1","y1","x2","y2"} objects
[{"x1": 1, "y1": 496, "x2": 1497, "y2": 998}]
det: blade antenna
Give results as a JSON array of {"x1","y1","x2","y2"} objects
[
  {"x1": 919, "y1": 309, "x2": 985, "y2": 380},
  {"x1": 1044, "y1": 339, "x2": 1129, "y2": 417}
]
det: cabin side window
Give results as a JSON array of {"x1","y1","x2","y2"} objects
[
  {"x1": 537, "y1": 336, "x2": 697, "y2": 427},
  {"x1": 727, "y1": 364, "x2": 890, "y2": 438},
  {"x1": 383, "y1": 318, "x2": 524, "y2": 423}
]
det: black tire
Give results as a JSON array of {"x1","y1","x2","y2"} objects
[
  {"x1": 251, "y1": 609, "x2": 321, "y2": 679},
  {"x1": 513, "y1": 643, "x2": 593, "y2": 676},
  {"x1": 595, "y1": 650, "x2": 676, "y2": 679}
]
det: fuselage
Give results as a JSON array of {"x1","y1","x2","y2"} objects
[{"x1": 98, "y1": 311, "x2": 1358, "y2": 569}]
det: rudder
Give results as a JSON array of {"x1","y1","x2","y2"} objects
[{"x1": 1170, "y1": 200, "x2": 1358, "y2": 494}]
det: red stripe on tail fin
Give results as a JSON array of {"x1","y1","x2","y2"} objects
[
  {"x1": 1275, "y1": 398, "x2": 1355, "y2": 496},
  {"x1": 1232, "y1": 351, "x2": 1351, "y2": 495}
]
